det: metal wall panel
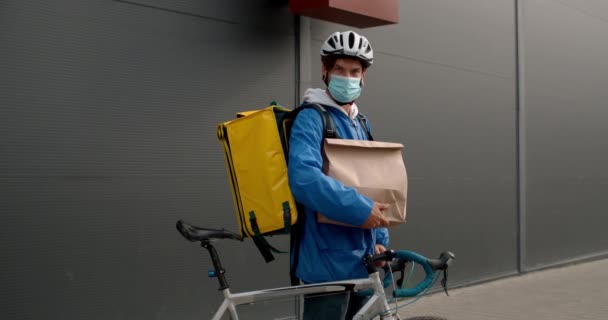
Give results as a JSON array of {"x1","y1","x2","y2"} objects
[
  {"x1": 303, "y1": 0, "x2": 519, "y2": 285},
  {"x1": 4, "y1": 0, "x2": 608, "y2": 318},
  {"x1": 1, "y1": 0, "x2": 296, "y2": 319},
  {"x1": 523, "y1": 0, "x2": 608, "y2": 269}
]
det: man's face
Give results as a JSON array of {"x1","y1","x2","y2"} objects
[{"x1": 324, "y1": 58, "x2": 365, "y2": 80}]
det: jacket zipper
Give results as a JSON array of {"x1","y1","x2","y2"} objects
[
  {"x1": 330, "y1": 107, "x2": 363, "y2": 139},
  {"x1": 352, "y1": 119, "x2": 361, "y2": 139}
]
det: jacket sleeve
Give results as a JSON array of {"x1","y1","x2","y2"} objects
[
  {"x1": 374, "y1": 228, "x2": 389, "y2": 247},
  {"x1": 287, "y1": 108, "x2": 373, "y2": 226}
]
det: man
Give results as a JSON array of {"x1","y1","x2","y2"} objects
[{"x1": 288, "y1": 31, "x2": 391, "y2": 319}]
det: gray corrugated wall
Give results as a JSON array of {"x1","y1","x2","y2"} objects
[
  {"x1": 522, "y1": 0, "x2": 608, "y2": 269},
  {"x1": 1, "y1": 1, "x2": 297, "y2": 319},
  {"x1": 2, "y1": 0, "x2": 608, "y2": 319}
]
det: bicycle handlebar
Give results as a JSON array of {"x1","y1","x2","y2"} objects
[
  {"x1": 371, "y1": 250, "x2": 455, "y2": 298},
  {"x1": 175, "y1": 220, "x2": 456, "y2": 298}
]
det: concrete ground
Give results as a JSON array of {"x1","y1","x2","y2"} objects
[{"x1": 396, "y1": 258, "x2": 608, "y2": 320}]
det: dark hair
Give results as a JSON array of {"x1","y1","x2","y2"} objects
[{"x1": 321, "y1": 55, "x2": 368, "y2": 72}]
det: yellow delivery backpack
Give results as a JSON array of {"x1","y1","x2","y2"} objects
[{"x1": 216, "y1": 102, "x2": 340, "y2": 264}]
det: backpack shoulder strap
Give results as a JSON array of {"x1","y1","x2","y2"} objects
[
  {"x1": 296, "y1": 103, "x2": 338, "y2": 139},
  {"x1": 356, "y1": 113, "x2": 374, "y2": 141}
]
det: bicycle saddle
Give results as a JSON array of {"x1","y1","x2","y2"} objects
[{"x1": 176, "y1": 220, "x2": 243, "y2": 242}]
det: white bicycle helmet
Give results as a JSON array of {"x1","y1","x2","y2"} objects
[{"x1": 320, "y1": 31, "x2": 374, "y2": 67}]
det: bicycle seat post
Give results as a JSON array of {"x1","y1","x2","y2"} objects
[{"x1": 201, "y1": 240, "x2": 229, "y2": 290}]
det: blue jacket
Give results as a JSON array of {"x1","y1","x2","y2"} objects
[{"x1": 288, "y1": 94, "x2": 389, "y2": 283}]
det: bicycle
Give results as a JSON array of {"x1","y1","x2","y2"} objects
[{"x1": 176, "y1": 220, "x2": 455, "y2": 320}]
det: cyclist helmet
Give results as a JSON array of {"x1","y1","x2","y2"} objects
[{"x1": 320, "y1": 31, "x2": 374, "y2": 67}]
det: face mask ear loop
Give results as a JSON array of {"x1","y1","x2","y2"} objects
[{"x1": 323, "y1": 71, "x2": 329, "y2": 87}]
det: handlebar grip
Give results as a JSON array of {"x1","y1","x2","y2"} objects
[{"x1": 392, "y1": 250, "x2": 435, "y2": 298}]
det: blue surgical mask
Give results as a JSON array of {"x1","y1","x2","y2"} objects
[{"x1": 328, "y1": 74, "x2": 362, "y2": 104}]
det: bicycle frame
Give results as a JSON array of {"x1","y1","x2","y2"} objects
[
  {"x1": 211, "y1": 271, "x2": 397, "y2": 320},
  {"x1": 175, "y1": 220, "x2": 454, "y2": 320}
]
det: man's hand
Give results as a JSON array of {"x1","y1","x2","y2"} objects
[
  {"x1": 360, "y1": 202, "x2": 390, "y2": 229},
  {"x1": 375, "y1": 244, "x2": 387, "y2": 267}
]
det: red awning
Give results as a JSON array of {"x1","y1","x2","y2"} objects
[{"x1": 289, "y1": 0, "x2": 399, "y2": 28}]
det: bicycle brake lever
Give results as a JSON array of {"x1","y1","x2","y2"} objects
[
  {"x1": 396, "y1": 269, "x2": 405, "y2": 287},
  {"x1": 387, "y1": 259, "x2": 407, "y2": 288},
  {"x1": 441, "y1": 268, "x2": 449, "y2": 296}
]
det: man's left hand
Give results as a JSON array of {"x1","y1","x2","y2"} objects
[{"x1": 375, "y1": 244, "x2": 387, "y2": 267}]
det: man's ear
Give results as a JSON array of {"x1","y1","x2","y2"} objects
[
  {"x1": 321, "y1": 65, "x2": 327, "y2": 82},
  {"x1": 360, "y1": 72, "x2": 366, "y2": 86}
]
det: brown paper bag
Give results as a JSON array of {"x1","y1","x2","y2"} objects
[{"x1": 317, "y1": 138, "x2": 408, "y2": 227}]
